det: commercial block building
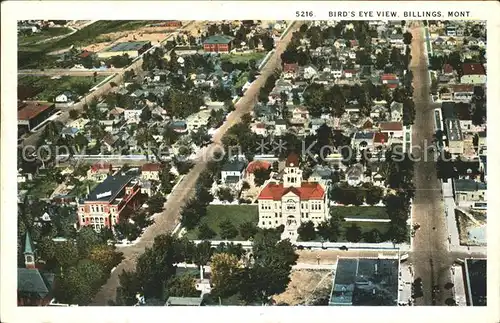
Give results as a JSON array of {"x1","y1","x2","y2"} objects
[{"x1": 97, "y1": 41, "x2": 152, "y2": 59}]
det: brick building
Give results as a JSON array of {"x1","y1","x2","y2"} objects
[
  {"x1": 77, "y1": 174, "x2": 143, "y2": 231},
  {"x1": 18, "y1": 101, "x2": 56, "y2": 134},
  {"x1": 203, "y1": 35, "x2": 234, "y2": 53}
]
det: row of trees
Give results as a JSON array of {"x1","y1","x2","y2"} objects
[
  {"x1": 115, "y1": 228, "x2": 297, "y2": 306},
  {"x1": 330, "y1": 182, "x2": 384, "y2": 206},
  {"x1": 297, "y1": 219, "x2": 386, "y2": 244}
]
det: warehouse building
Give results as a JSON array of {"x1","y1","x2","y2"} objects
[
  {"x1": 97, "y1": 41, "x2": 152, "y2": 59},
  {"x1": 18, "y1": 101, "x2": 56, "y2": 134}
]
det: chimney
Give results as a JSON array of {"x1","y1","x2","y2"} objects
[{"x1": 200, "y1": 265, "x2": 204, "y2": 280}]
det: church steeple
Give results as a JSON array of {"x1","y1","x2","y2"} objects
[{"x1": 23, "y1": 232, "x2": 35, "y2": 269}]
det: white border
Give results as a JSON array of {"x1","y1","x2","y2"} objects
[{"x1": 2, "y1": 2, "x2": 499, "y2": 323}]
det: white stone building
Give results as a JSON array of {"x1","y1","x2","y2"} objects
[{"x1": 257, "y1": 154, "x2": 330, "y2": 240}]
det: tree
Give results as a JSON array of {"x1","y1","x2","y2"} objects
[
  {"x1": 345, "y1": 224, "x2": 362, "y2": 242},
  {"x1": 76, "y1": 226, "x2": 102, "y2": 259},
  {"x1": 89, "y1": 244, "x2": 124, "y2": 273},
  {"x1": 69, "y1": 109, "x2": 80, "y2": 120},
  {"x1": 198, "y1": 223, "x2": 216, "y2": 240},
  {"x1": 165, "y1": 274, "x2": 198, "y2": 298},
  {"x1": 297, "y1": 221, "x2": 316, "y2": 241},
  {"x1": 55, "y1": 259, "x2": 105, "y2": 305},
  {"x1": 193, "y1": 240, "x2": 213, "y2": 266},
  {"x1": 55, "y1": 240, "x2": 79, "y2": 269},
  {"x1": 219, "y1": 220, "x2": 238, "y2": 240},
  {"x1": 217, "y1": 187, "x2": 234, "y2": 202},
  {"x1": 239, "y1": 221, "x2": 258, "y2": 240},
  {"x1": 115, "y1": 270, "x2": 142, "y2": 305},
  {"x1": 147, "y1": 193, "x2": 166, "y2": 214},
  {"x1": 210, "y1": 253, "x2": 241, "y2": 298},
  {"x1": 363, "y1": 228, "x2": 383, "y2": 243},
  {"x1": 365, "y1": 185, "x2": 384, "y2": 205},
  {"x1": 253, "y1": 167, "x2": 271, "y2": 186},
  {"x1": 403, "y1": 32, "x2": 413, "y2": 45}
]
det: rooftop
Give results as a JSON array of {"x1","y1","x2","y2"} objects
[
  {"x1": 453, "y1": 178, "x2": 487, "y2": 192},
  {"x1": 222, "y1": 159, "x2": 246, "y2": 172},
  {"x1": 18, "y1": 102, "x2": 54, "y2": 121},
  {"x1": 18, "y1": 268, "x2": 55, "y2": 299},
  {"x1": 165, "y1": 296, "x2": 203, "y2": 306},
  {"x1": 379, "y1": 122, "x2": 403, "y2": 132},
  {"x1": 85, "y1": 174, "x2": 136, "y2": 202},
  {"x1": 464, "y1": 259, "x2": 486, "y2": 306},
  {"x1": 104, "y1": 41, "x2": 150, "y2": 52},
  {"x1": 203, "y1": 34, "x2": 234, "y2": 45},
  {"x1": 329, "y1": 258, "x2": 399, "y2": 306},
  {"x1": 444, "y1": 118, "x2": 463, "y2": 142},
  {"x1": 258, "y1": 182, "x2": 325, "y2": 201},
  {"x1": 462, "y1": 63, "x2": 486, "y2": 76},
  {"x1": 142, "y1": 163, "x2": 161, "y2": 172}
]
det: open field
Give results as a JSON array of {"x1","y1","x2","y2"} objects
[
  {"x1": 184, "y1": 204, "x2": 259, "y2": 240},
  {"x1": 18, "y1": 75, "x2": 106, "y2": 101},
  {"x1": 273, "y1": 269, "x2": 332, "y2": 305},
  {"x1": 19, "y1": 27, "x2": 73, "y2": 45},
  {"x1": 331, "y1": 206, "x2": 388, "y2": 219}
]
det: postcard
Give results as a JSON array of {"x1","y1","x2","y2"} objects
[{"x1": 1, "y1": 1, "x2": 498, "y2": 323}]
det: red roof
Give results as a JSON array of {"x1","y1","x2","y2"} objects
[
  {"x1": 258, "y1": 182, "x2": 325, "y2": 200},
  {"x1": 285, "y1": 153, "x2": 300, "y2": 167},
  {"x1": 90, "y1": 163, "x2": 112, "y2": 172},
  {"x1": 381, "y1": 73, "x2": 398, "y2": 80},
  {"x1": 18, "y1": 102, "x2": 53, "y2": 121},
  {"x1": 350, "y1": 40, "x2": 359, "y2": 47},
  {"x1": 283, "y1": 63, "x2": 299, "y2": 73},
  {"x1": 374, "y1": 132, "x2": 389, "y2": 143},
  {"x1": 142, "y1": 163, "x2": 161, "y2": 172},
  {"x1": 343, "y1": 69, "x2": 357, "y2": 75},
  {"x1": 246, "y1": 160, "x2": 271, "y2": 174},
  {"x1": 380, "y1": 122, "x2": 403, "y2": 132},
  {"x1": 362, "y1": 120, "x2": 373, "y2": 129},
  {"x1": 386, "y1": 83, "x2": 399, "y2": 89},
  {"x1": 451, "y1": 84, "x2": 474, "y2": 93},
  {"x1": 462, "y1": 63, "x2": 485, "y2": 76},
  {"x1": 79, "y1": 50, "x2": 93, "y2": 58},
  {"x1": 443, "y1": 64, "x2": 454, "y2": 74}
]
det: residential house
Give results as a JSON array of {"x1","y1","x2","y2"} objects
[
  {"x1": 346, "y1": 163, "x2": 364, "y2": 187},
  {"x1": 55, "y1": 91, "x2": 77, "y2": 107},
  {"x1": 352, "y1": 131, "x2": 375, "y2": 150},
  {"x1": 87, "y1": 163, "x2": 113, "y2": 181},
  {"x1": 451, "y1": 84, "x2": 474, "y2": 102},
  {"x1": 18, "y1": 233, "x2": 55, "y2": 306},
  {"x1": 275, "y1": 119, "x2": 287, "y2": 135},
  {"x1": 257, "y1": 153, "x2": 330, "y2": 240},
  {"x1": 302, "y1": 64, "x2": 319, "y2": 80},
  {"x1": 390, "y1": 101, "x2": 403, "y2": 122},
  {"x1": 343, "y1": 69, "x2": 358, "y2": 79},
  {"x1": 77, "y1": 174, "x2": 143, "y2": 231},
  {"x1": 141, "y1": 163, "x2": 161, "y2": 181},
  {"x1": 373, "y1": 132, "x2": 389, "y2": 149},
  {"x1": 460, "y1": 63, "x2": 486, "y2": 84},
  {"x1": 102, "y1": 133, "x2": 121, "y2": 152},
  {"x1": 283, "y1": 63, "x2": 299, "y2": 80},
  {"x1": 379, "y1": 121, "x2": 404, "y2": 138},
  {"x1": 221, "y1": 159, "x2": 246, "y2": 186},
  {"x1": 186, "y1": 110, "x2": 211, "y2": 132},
  {"x1": 170, "y1": 121, "x2": 188, "y2": 134},
  {"x1": 68, "y1": 118, "x2": 90, "y2": 130},
  {"x1": 310, "y1": 118, "x2": 325, "y2": 134},
  {"x1": 389, "y1": 33, "x2": 405, "y2": 48},
  {"x1": 370, "y1": 105, "x2": 387, "y2": 119},
  {"x1": 442, "y1": 64, "x2": 455, "y2": 77},
  {"x1": 123, "y1": 106, "x2": 145, "y2": 123},
  {"x1": 381, "y1": 73, "x2": 400, "y2": 89}
]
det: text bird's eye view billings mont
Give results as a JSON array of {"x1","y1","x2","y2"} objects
[{"x1": 16, "y1": 19, "x2": 486, "y2": 307}]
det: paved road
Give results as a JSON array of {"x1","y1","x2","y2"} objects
[
  {"x1": 408, "y1": 21, "x2": 455, "y2": 306},
  {"x1": 90, "y1": 21, "x2": 301, "y2": 305},
  {"x1": 18, "y1": 69, "x2": 121, "y2": 76}
]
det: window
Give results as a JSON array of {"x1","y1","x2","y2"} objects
[{"x1": 268, "y1": 221, "x2": 271, "y2": 225}]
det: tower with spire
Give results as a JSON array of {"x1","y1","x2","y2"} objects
[{"x1": 23, "y1": 231, "x2": 35, "y2": 269}]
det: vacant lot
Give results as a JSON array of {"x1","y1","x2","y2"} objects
[
  {"x1": 273, "y1": 269, "x2": 333, "y2": 305},
  {"x1": 18, "y1": 75, "x2": 106, "y2": 101},
  {"x1": 331, "y1": 206, "x2": 388, "y2": 219},
  {"x1": 19, "y1": 27, "x2": 73, "y2": 45},
  {"x1": 185, "y1": 204, "x2": 258, "y2": 240}
]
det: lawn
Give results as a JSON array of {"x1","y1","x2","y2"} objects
[
  {"x1": 18, "y1": 75, "x2": 106, "y2": 101},
  {"x1": 185, "y1": 205, "x2": 259, "y2": 240},
  {"x1": 331, "y1": 206, "x2": 388, "y2": 220},
  {"x1": 221, "y1": 52, "x2": 266, "y2": 65},
  {"x1": 19, "y1": 27, "x2": 73, "y2": 45},
  {"x1": 234, "y1": 72, "x2": 249, "y2": 89}
]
